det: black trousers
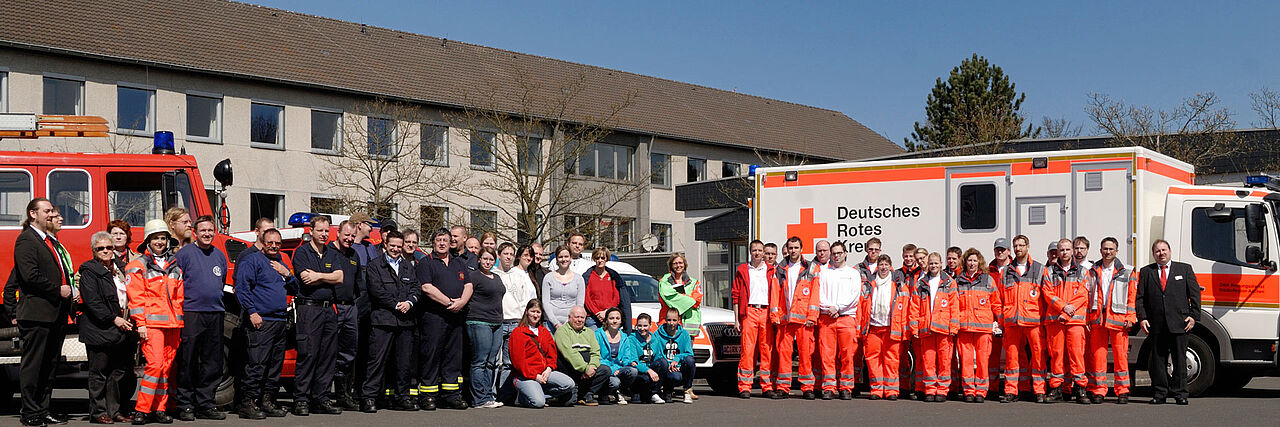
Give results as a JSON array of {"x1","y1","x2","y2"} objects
[
  {"x1": 86, "y1": 343, "x2": 135, "y2": 417},
  {"x1": 362, "y1": 325, "x2": 414, "y2": 399},
  {"x1": 559, "y1": 366, "x2": 611, "y2": 400},
  {"x1": 335, "y1": 304, "x2": 360, "y2": 379},
  {"x1": 293, "y1": 304, "x2": 337, "y2": 405},
  {"x1": 241, "y1": 320, "x2": 285, "y2": 402},
  {"x1": 174, "y1": 311, "x2": 224, "y2": 411},
  {"x1": 1148, "y1": 330, "x2": 1189, "y2": 399},
  {"x1": 418, "y1": 311, "x2": 464, "y2": 397},
  {"x1": 18, "y1": 319, "x2": 65, "y2": 418}
]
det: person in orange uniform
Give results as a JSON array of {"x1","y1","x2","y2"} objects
[
  {"x1": 895, "y1": 244, "x2": 923, "y2": 399},
  {"x1": 910, "y1": 253, "x2": 957, "y2": 402},
  {"x1": 770, "y1": 236, "x2": 820, "y2": 399},
  {"x1": 731, "y1": 240, "x2": 778, "y2": 398},
  {"x1": 987, "y1": 238, "x2": 1015, "y2": 397},
  {"x1": 998, "y1": 235, "x2": 1050, "y2": 403},
  {"x1": 955, "y1": 248, "x2": 1001, "y2": 402},
  {"x1": 816, "y1": 242, "x2": 863, "y2": 400},
  {"x1": 1084, "y1": 237, "x2": 1137, "y2": 404},
  {"x1": 861, "y1": 254, "x2": 911, "y2": 400},
  {"x1": 1044, "y1": 238, "x2": 1089, "y2": 403},
  {"x1": 126, "y1": 220, "x2": 185, "y2": 424}
]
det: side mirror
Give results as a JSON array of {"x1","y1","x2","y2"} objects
[
  {"x1": 1246, "y1": 203, "x2": 1266, "y2": 243},
  {"x1": 1246, "y1": 245, "x2": 1263, "y2": 264},
  {"x1": 214, "y1": 159, "x2": 233, "y2": 187}
]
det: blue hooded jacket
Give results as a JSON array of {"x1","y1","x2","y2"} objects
[
  {"x1": 595, "y1": 327, "x2": 629, "y2": 371},
  {"x1": 620, "y1": 330, "x2": 659, "y2": 373},
  {"x1": 652, "y1": 324, "x2": 693, "y2": 363}
]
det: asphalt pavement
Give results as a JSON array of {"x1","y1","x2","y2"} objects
[{"x1": 8, "y1": 377, "x2": 1280, "y2": 426}]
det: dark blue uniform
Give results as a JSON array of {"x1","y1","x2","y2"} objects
[
  {"x1": 324, "y1": 243, "x2": 363, "y2": 408},
  {"x1": 416, "y1": 252, "x2": 470, "y2": 406},
  {"x1": 362, "y1": 254, "x2": 419, "y2": 405},
  {"x1": 291, "y1": 242, "x2": 338, "y2": 408}
]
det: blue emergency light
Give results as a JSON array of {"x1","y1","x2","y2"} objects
[
  {"x1": 749, "y1": 164, "x2": 759, "y2": 176},
  {"x1": 288, "y1": 212, "x2": 319, "y2": 227},
  {"x1": 153, "y1": 131, "x2": 175, "y2": 154},
  {"x1": 1245, "y1": 175, "x2": 1271, "y2": 186}
]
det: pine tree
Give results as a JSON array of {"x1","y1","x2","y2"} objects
[{"x1": 906, "y1": 54, "x2": 1039, "y2": 152}]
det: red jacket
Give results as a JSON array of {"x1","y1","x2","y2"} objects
[
  {"x1": 509, "y1": 324, "x2": 557, "y2": 379},
  {"x1": 1086, "y1": 260, "x2": 1138, "y2": 330},
  {"x1": 771, "y1": 258, "x2": 820, "y2": 325},
  {"x1": 955, "y1": 270, "x2": 1001, "y2": 333},
  {"x1": 1045, "y1": 260, "x2": 1089, "y2": 325},
  {"x1": 731, "y1": 261, "x2": 778, "y2": 321},
  {"x1": 859, "y1": 270, "x2": 913, "y2": 341},
  {"x1": 999, "y1": 260, "x2": 1048, "y2": 327},
  {"x1": 125, "y1": 252, "x2": 184, "y2": 329},
  {"x1": 909, "y1": 272, "x2": 958, "y2": 336}
]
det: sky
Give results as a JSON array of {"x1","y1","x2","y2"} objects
[{"x1": 248, "y1": 0, "x2": 1280, "y2": 147}]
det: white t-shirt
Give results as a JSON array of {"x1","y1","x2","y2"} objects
[
  {"x1": 747, "y1": 262, "x2": 769, "y2": 306},
  {"x1": 818, "y1": 265, "x2": 861, "y2": 316},
  {"x1": 569, "y1": 257, "x2": 593, "y2": 275},
  {"x1": 785, "y1": 261, "x2": 803, "y2": 303},
  {"x1": 927, "y1": 275, "x2": 941, "y2": 312}
]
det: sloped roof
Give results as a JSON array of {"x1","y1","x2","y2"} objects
[{"x1": 0, "y1": 0, "x2": 900, "y2": 161}]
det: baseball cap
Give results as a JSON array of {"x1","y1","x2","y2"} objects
[
  {"x1": 349, "y1": 212, "x2": 374, "y2": 224},
  {"x1": 993, "y1": 238, "x2": 1010, "y2": 250},
  {"x1": 1048, "y1": 242, "x2": 1059, "y2": 251}
]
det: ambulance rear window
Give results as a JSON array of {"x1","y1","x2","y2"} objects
[
  {"x1": 0, "y1": 170, "x2": 33, "y2": 227},
  {"x1": 959, "y1": 183, "x2": 997, "y2": 230}
]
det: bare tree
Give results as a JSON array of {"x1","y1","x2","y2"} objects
[
  {"x1": 1040, "y1": 116, "x2": 1082, "y2": 138},
  {"x1": 318, "y1": 98, "x2": 459, "y2": 221},
  {"x1": 1251, "y1": 87, "x2": 1280, "y2": 129},
  {"x1": 1085, "y1": 92, "x2": 1241, "y2": 173},
  {"x1": 443, "y1": 67, "x2": 646, "y2": 247}
]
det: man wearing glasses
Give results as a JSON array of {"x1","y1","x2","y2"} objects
[
  {"x1": 856, "y1": 238, "x2": 882, "y2": 281},
  {"x1": 234, "y1": 229, "x2": 292, "y2": 419}
]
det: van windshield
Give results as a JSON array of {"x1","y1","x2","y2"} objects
[
  {"x1": 107, "y1": 171, "x2": 193, "y2": 227},
  {"x1": 622, "y1": 274, "x2": 660, "y2": 303}
]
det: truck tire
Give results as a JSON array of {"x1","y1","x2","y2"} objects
[
  {"x1": 1183, "y1": 334, "x2": 1215, "y2": 397},
  {"x1": 0, "y1": 364, "x2": 17, "y2": 410},
  {"x1": 707, "y1": 364, "x2": 738, "y2": 395},
  {"x1": 217, "y1": 315, "x2": 245, "y2": 409}
]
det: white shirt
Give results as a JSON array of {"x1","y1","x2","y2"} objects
[
  {"x1": 870, "y1": 274, "x2": 894, "y2": 326},
  {"x1": 1078, "y1": 259, "x2": 1094, "y2": 270},
  {"x1": 569, "y1": 257, "x2": 593, "y2": 275},
  {"x1": 1099, "y1": 263, "x2": 1115, "y2": 300},
  {"x1": 747, "y1": 262, "x2": 769, "y2": 306},
  {"x1": 498, "y1": 265, "x2": 539, "y2": 321},
  {"x1": 1015, "y1": 262, "x2": 1027, "y2": 276},
  {"x1": 785, "y1": 261, "x2": 803, "y2": 303},
  {"x1": 927, "y1": 275, "x2": 941, "y2": 312},
  {"x1": 818, "y1": 264, "x2": 861, "y2": 316},
  {"x1": 113, "y1": 272, "x2": 128, "y2": 309}
]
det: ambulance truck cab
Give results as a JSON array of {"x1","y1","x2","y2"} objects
[{"x1": 752, "y1": 147, "x2": 1280, "y2": 395}]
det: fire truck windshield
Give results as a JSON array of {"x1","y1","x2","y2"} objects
[{"x1": 107, "y1": 171, "x2": 194, "y2": 227}]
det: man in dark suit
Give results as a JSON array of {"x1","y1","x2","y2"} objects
[
  {"x1": 1136, "y1": 239, "x2": 1201, "y2": 405},
  {"x1": 13, "y1": 198, "x2": 74, "y2": 426}
]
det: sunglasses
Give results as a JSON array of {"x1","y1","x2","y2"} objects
[
  {"x1": 263, "y1": 241, "x2": 282, "y2": 246},
  {"x1": 94, "y1": 246, "x2": 114, "y2": 251}
]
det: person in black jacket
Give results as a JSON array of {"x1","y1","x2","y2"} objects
[
  {"x1": 78, "y1": 232, "x2": 136, "y2": 424},
  {"x1": 1136, "y1": 239, "x2": 1201, "y2": 405},
  {"x1": 14, "y1": 198, "x2": 74, "y2": 427},
  {"x1": 360, "y1": 231, "x2": 420, "y2": 413}
]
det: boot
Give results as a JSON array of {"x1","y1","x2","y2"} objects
[
  {"x1": 417, "y1": 394, "x2": 437, "y2": 411},
  {"x1": 236, "y1": 401, "x2": 265, "y2": 420},
  {"x1": 334, "y1": 377, "x2": 359, "y2": 410},
  {"x1": 258, "y1": 396, "x2": 287, "y2": 417}
]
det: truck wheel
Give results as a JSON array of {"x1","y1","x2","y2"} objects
[
  {"x1": 0, "y1": 365, "x2": 17, "y2": 410},
  {"x1": 707, "y1": 364, "x2": 738, "y2": 395},
  {"x1": 1210, "y1": 368, "x2": 1253, "y2": 394},
  {"x1": 1181, "y1": 334, "x2": 1215, "y2": 397},
  {"x1": 217, "y1": 321, "x2": 245, "y2": 409}
]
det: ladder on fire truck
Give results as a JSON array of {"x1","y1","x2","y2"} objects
[{"x1": 0, "y1": 113, "x2": 110, "y2": 139}]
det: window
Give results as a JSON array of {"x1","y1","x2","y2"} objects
[
  {"x1": 518, "y1": 137, "x2": 542, "y2": 174},
  {"x1": 566, "y1": 142, "x2": 633, "y2": 180},
  {"x1": 48, "y1": 170, "x2": 90, "y2": 227},
  {"x1": 565, "y1": 214, "x2": 633, "y2": 250},
  {"x1": 516, "y1": 212, "x2": 544, "y2": 244},
  {"x1": 650, "y1": 153, "x2": 670, "y2": 187},
  {"x1": 310, "y1": 196, "x2": 343, "y2": 215},
  {"x1": 107, "y1": 172, "x2": 194, "y2": 227},
  {"x1": 722, "y1": 161, "x2": 741, "y2": 178},
  {"x1": 958, "y1": 183, "x2": 997, "y2": 230},
  {"x1": 704, "y1": 241, "x2": 733, "y2": 308},
  {"x1": 186, "y1": 94, "x2": 222, "y2": 143},
  {"x1": 686, "y1": 157, "x2": 706, "y2": 183},
  {"x1": 367, "y1": 117, "x2": 395, "y2": 157},
  {"x1": 470, "y1": 208, "x2": 497, "y2": 237},
  {"x1": 470, "y1": 131, "x2": 495, "y2": 170},
  {"x1": 420, "y1": 205, "x2": 448, "y2": 235},
  {"x1": 311, "y1": 110, "x2": 341, "y2": 152},
  {"x1": 368, "y1": 202, "x2": 396, "y2": 223},
  {"x1": 43, "y1": 76, "x2": 83, "y2": 115},
  {"x1": 250, "y1": 102, "x2": 284, "y2": 147},
  {"x1": 0, "y1": 71, "x2": 8, "y2": 112},
  {"x1": 116, "y1": 85, "x2": 154, "y2": 135},
  {"x1": 250, "y1": 192, "x2": 285, "y2": 228},
  {"x1": 651, "y1": 223, "x2": 672, "y2": 252},
  {"x1": 1191, "y1": 206, "x2": 1266, "y2": 267},
  {"x1": 421, "y1": 124, "x2": 448, "y2": 166},
  {"x1": 0, "y1": 170, "x2": 33, "y2": 227}
]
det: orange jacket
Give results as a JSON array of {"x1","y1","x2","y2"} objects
[
  {"x1": 909, "y1": 272, "x2": 958, "y2": 336},
  {"x1": 1044, "y1": 260, "x2": 1089, "y2": 325},
  {"x1": 771, "y1": 257, "x2": 820, "y2": 325},
  {"x1": 859, "y1": 270, "x2": 913, "y2": 341},
  {"x1": 1086, "y1": 260, "x2": 1138, "y2": 330},
  {"x1": 998, "y1": 260, "x2": 1047, "y2": 327},
  {"x1": 125, "y1": 252, "x2": 184, "y2": 329},
  {"x1": 955, "y1": 270, "x2": 1002, "y2": 333},
  {"x1": 732, "y1": 261, "x2": 778, "y2": 322}
]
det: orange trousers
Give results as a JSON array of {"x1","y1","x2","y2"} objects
[
  {"x1": 817, "y1": 315, "x2": 859, "y2": 392},
  {"x1": 864, "y1": 326, "x2": 901, "y2": 398},
  {"x1": 1003, "y1": 325, "x2": 1046, "y2": 395},
  {"x1": 775, "y1": 322, "x2": 816, "y2": 392},
  {"x1": 1046, "y1": 323, "x2": 1087, "y2": 389},
  {"x1": 919, "y1": 333, "x2": 954, "y2": 395},
  {"x1": 957, "y1": 332, "x2": 993, "y2": 397},
  {"x1": 136, "y1": 327, "x2": 180, "y2": 413},
  {"x1": 1087, "y1": 327, "x2": 1131, "y2": 396},
  {"x1": 737, "y1": 307, "x2": 775, "y2": 393}
]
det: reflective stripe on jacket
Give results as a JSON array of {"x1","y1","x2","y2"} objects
[
  {"x1": 858, "y1": 270, "x2": 912, "y2": 341},
  {"x1": 909, "y1": 273, "x2": 958, "y2": 336},
  {"x1": 1086, "y1": 260, "x2": 1138, "y2": 330},
  {"x1": 772, "y1": 257, "x2": 819, "y2": 325},
  {"x1": 1045, "y1": 261, "x2": 1089, "y2": 325},
  {"x1": 999, "y1": 260, "x2": 1047, "y2": 327},
  {"x1": 125, "y1": 252, "x2": 184, "y2": 329},
  {"x1": 955, "y1": 271, "x2": 1001, "y2": 333}
]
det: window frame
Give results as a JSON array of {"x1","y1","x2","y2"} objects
[
  {"x1": 517, "y1": 136, "x2": 543, "y2": 175},
  {"x1": 420, "y1": 205, "x2": 450, "y2": 235},
  {"x1": 249, "y1": 100, "x2": 286, "y2": 150},
  {"x1": 957, "y1": 182, "x2": 999, "y2": 232},
  {"x1": 469, "y1": 130, "x2": 497, "y2": 171},
  {"x1": 469, "y1": 207, "x2": 498, "y2": 237},
  {"x1": 650, "y1": 152, "x2": 671, "y2": 188},
  {"x1": 115, "y1": 82, "x2": 156, "y2": 137},
  {"x1": 420, "y1": 122, "x2": 450, "y2": 167},
  {"x1": 722, "y1": 161, "x2": 741, "y2": 178},
  {"x1": 1190, "y1": 205, "x2": 1270, "y2": 270},
  {"x1": 46, "y1": 168, "x2": 93, "y2": 230},
  {"x1": 42, "y1": 73, "x2": 85, "y2": 116},
  {"x1": 567, "y1": 142, "x2": 634, "y2": 182},
  {"x1": 0, "y1": 68, "x2": 8, "y2": 113},
  {"x1": 309, "y1": 107, "x2": 343, "y2": 154},
  {"x1": 184, "y1": 90, "x2": 223, "y2": 144},
  {"x1": 686, "y1": 157, "x2": 706, "y2": 183},
  {"x1": 366, "y1": 115, "x2": 397, "y2": 159},
  {"x1": 248, "y1": 190, "x2": 287, "y2": 228},
  {"x1": 309, "y1": 195, "x2": 343, "y2": 215},
  {"x1": 650, "y1": 222, "x2": 672, "y2": 252},
  {"x1": 0, "y1": 168, "x2": 33, "y2": 229}
]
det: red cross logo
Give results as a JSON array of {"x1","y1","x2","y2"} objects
[{"x1": 786, "y1": 208, "x2": 827, "y2": 255}]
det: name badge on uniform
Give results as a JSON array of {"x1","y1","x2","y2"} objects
[{"x1": 1174, "y1": 275, "x2": 1183, "y2": 280}]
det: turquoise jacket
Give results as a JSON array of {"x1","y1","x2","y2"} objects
[
  {"x1": 620, "y1": 332, "x2": 658, "y2": 373},
  {"x1": 652, "y1": 324, "x2": 693, "y2": 364},
  {"x1": 595, "y1": 328, "x2": 629, "y2": 371}
]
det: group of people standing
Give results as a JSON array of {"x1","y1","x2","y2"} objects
[{"x1": 732, "y1": 234, "x2": 1201, "y2": 406}]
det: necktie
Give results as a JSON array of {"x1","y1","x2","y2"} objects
[
  {"x1": 47, "y1": 236, "x2": 78, "y2": 299},
  {"x1": 1159, "y1": 265, "x2": 1168, "y2": 291}
]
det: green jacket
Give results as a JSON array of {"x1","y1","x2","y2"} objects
[
  {"x1": 554, "y1": 323, "x2": 601, "y2": 373},
  {"x1": 659, "y1": 272, "x2": 703, "y2": 335}
]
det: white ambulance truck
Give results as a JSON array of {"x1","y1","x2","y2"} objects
[{"x1": 751, "y1": 147, "x2": 1279, "y2": 395}]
